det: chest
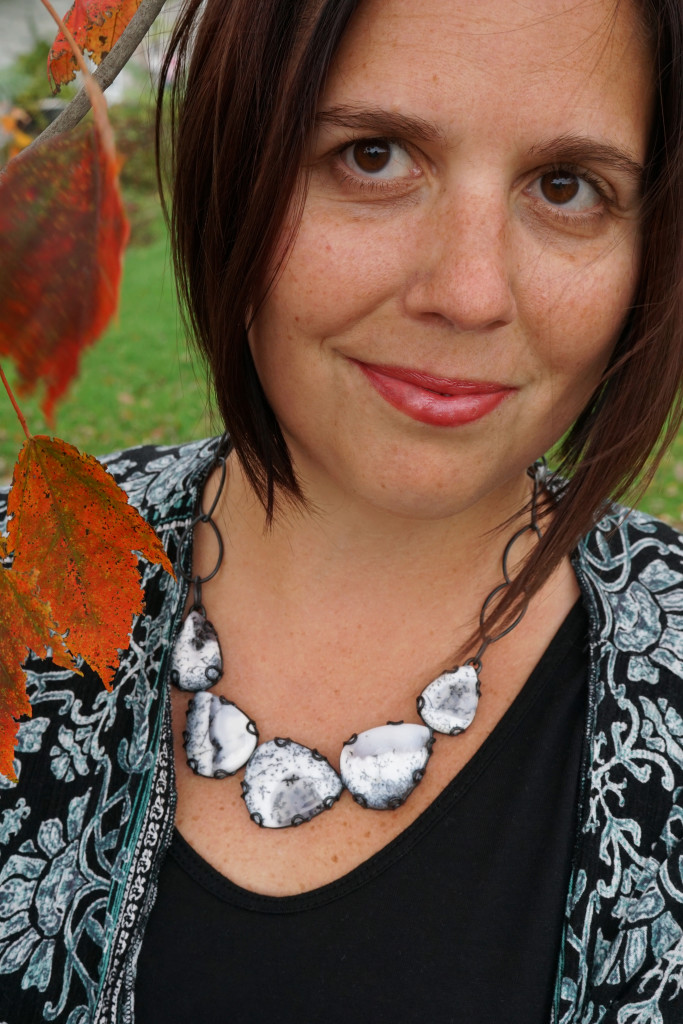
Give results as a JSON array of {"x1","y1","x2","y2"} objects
[
  {"x1": 171, "y1": 694, "x2": 500, "y2": 894},
  {"x1": 169, "y1": 538, "x2": 580, "y2": 893},
  {"x1": 144, "y1": 675, "x2": 587, "y2": 1022},
  {"x1": 170, "y1": 612, "x2": 579, "y2": 894}
]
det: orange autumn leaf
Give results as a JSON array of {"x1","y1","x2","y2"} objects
[
  {"x1": 48, "y1": 0, "x2": 143, "y2": 92},
  {"x1": 6, "y1": 436, "x2": 174, "y2": 690},
  {"x1": 0, "y1": 540, "x2": 73, "y2": 781},
  {"x1": 0, "y1": 100, "x2": 128, "y2": 423}
]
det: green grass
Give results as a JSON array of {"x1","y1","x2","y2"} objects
[
  {"x1": 638, "y1": 437, "x2": 683, "y2": 526},
  {"x1": 0, "y1": 212, "x2": 213, "y2": 480}
]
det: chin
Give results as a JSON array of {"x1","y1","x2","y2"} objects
[{"x1": 341, "y1": 460, "x2": 514, "y2": 524}]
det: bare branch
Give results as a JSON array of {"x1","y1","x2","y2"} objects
[{"x1": 28, "y1": 0, "x2": 169, "y2": 152}]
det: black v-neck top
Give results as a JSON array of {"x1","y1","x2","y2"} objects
[{"x1": 136, "y1": 601, "x2": 588, "y2": 1024}]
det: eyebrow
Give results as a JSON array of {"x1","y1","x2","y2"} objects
[
  {"x1": 315, "y1": 105, "x2": 446, "y2": 144},
  {"x1": 314, "y1": 111, "x2": 645, "y2": 188},
  {"x1": 528, "y1": 134, "x2": 644, "y2": 188}
]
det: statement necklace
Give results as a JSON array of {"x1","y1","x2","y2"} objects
[{"x1": 170, "y1": 447, "x2": 545, "y2": 829}]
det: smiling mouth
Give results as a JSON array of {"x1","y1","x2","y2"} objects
[{"x1": 351, "y1": 359, "x2": 515, "y2": 427}]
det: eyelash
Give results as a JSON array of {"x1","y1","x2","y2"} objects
[
  {"x1": 328, "y1": 138, "x2": 615, "y2": 222},
  {"x1": 331, "y1": 137, "x2": 418, "y2": 195},
  {"x1": 527, "y1": 164, "x2": 613, "y2": 224}
]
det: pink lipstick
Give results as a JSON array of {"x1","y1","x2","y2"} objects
[{"x1": 353, "y1": 360, "x2": 514, "y2": 427}]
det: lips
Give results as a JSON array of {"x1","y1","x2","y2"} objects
[{"x1": 352, "y1": 360, "x2": 514, "y2": 427}]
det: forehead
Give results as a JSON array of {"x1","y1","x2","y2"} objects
[{"x1": 323, "y1": 0, "x2": 652, "y2": 156}]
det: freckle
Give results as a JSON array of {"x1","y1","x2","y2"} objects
[{"x1": 331, "y1": 854, "x2": 338, "y2": 863}]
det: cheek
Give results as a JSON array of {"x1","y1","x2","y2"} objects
[
  {"x1": 525, "y1": 240, "x2": 640, "y2": 391},
  {"x1": 267, "y1": 205, "x2": 407, "y2": 336}
]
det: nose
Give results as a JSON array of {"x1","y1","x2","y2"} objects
[{"x1": 402, "y1": 188, "x2": 517, "y2": 333}]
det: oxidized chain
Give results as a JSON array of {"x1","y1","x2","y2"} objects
[
  {"x1": 467, "y1": 460, "x2": 546, "y2": 672},
  {"x1": 170, "y1": 445, "x2": 547, "y2": 829},
  {"x1": 176, "y1": 443, "x2": 228, "y2": 618}
]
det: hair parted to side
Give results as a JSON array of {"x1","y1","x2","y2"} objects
[
  {"x1": 157, "y1": 0, "x2": 683, "y2": 632},
  {"x1": 157, "y1": 0, "x2": 362, "y2": 518}
]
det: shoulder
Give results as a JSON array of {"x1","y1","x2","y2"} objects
[
  {"x1": 575, "y1": 504, "x2": 683, "y2": 710},
  {"x1": 579, "y1": 501, "x2": 683, "y2": 568},
  {"x1": 575, "y1": 504, "x2": 683, "y2": 664},
  {"x1": 0, "y1": 433, "x2": 224, "y2": 778},
  {"x1": 89, "y1": 434, "x2": 224, "y2": 523},
  {"x1": 0, "y1": 434, "x2": 225, "y2": 533}
]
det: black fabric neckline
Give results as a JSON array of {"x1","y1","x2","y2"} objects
[{"x1": 171, "y1": 598, "x2": 586, "y2": 914}]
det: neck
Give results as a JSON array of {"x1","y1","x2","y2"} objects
[{"x1": 206, "y1": 450, "x2": 537, "y2": 622}]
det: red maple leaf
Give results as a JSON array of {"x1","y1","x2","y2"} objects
[
  {"x1": 0, "y1": 540, "x2": 73, "y2": 781},
  {"x1": 7, "y1": 436, "x2": 174, "y2": 690}
]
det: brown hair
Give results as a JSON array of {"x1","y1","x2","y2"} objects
[
  {"x1": 157, "y1": 0, "x2": 362, "y2": 514},
  {"x1": 158, "y1": 0, "x2": 683, "y2": 627}
]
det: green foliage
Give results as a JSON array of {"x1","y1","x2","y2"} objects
[
  {"x1": 0, "y1": 38, "x2": 75, "y2": 133},
  {"x1": 108, "y1": 101, "x2": 166, "y2": 246}
]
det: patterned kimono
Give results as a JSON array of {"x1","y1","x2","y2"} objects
[{"x1": 1, "y1": 436, "x2": 683, "y2": 1023}]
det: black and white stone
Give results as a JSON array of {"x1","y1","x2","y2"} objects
[
  {"x1": 339, "y1": 722, "x2": 433, "y2": 810},
  {"x1": 241, "y1": 739, "x2": 343, "y2": 828},
  {"x1": 170, "y1": 609, "x2": 223, "y2": 692},
  {"x1": 184, "y1": 692, "x2": 258, "y2": 777},
  {"x1": 417, "y1": 664, "x2": 480, "y2": 735}
]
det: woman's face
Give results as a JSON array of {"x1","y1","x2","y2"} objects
[{"x1": 249, "y1": 0, "x2": 652, "y2": 522}]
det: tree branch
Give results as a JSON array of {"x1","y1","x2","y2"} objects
[{"x1": 28, "y1": 0, "x2": 169, "y2": 152}]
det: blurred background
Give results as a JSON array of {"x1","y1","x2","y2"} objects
[
  {"x1": 0, "y1": 0, "x2": 212, "y2": 480},
  {"x1": 0, "y1": 1, "x2": 681, "y2": 523}
]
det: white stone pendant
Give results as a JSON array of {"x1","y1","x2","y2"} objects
[
  {"x1": 339, "y1": 722, "x2": 434, "y2": 810},
  {"x1": 184, "y1": 692, "x2": 258, "y2": 777},
  {"x1": 241, "y1": 739, "x2": 343, "y2": 828},
  {"x1": 417, "y1": 664, "x2": 480, "y2": 735},
  {"x1": 170, "y1": 609, "x2": 223, "y2": 692}
]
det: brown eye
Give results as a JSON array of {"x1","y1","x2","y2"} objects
[
  {"x1": 338, "y1": 139, "x2": 418, "y2": 186},
  {"x1": 352, "y1": 139, "x2": 392, "y2": 173},
  {"x1": 539, "y1": 171, "x2": 580, "y2": 205}
]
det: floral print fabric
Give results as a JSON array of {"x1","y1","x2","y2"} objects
[
  {"x1": 557, "y1": 510, "x2": 683, "y2": 1022},
  {"x1": 0, "y1": 439, "x2": 682, "y2": 1022}
]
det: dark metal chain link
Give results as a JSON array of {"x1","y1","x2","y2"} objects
[
  {"x1": 176, "y1": 444, "x2": 229, "y2": 615},
  {"x1": 466, "y1": 457, "x2": 546, "y2": 672}
]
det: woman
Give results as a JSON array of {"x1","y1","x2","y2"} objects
[{"x1": 1, "y1": 0, "x2": 683, "y2": 1020}]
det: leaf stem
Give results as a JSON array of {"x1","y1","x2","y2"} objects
[{"x1": 0, "y1": 364, "x2": 32, "y2": 440}]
